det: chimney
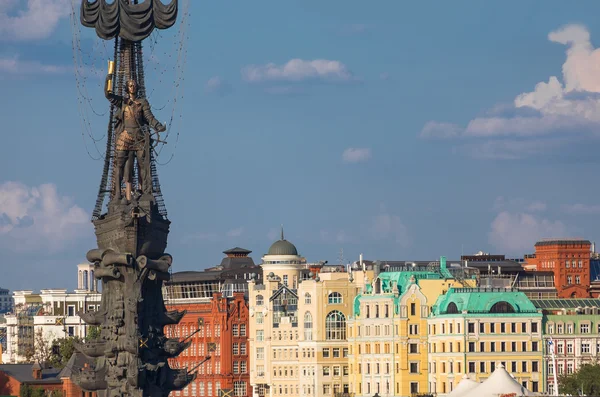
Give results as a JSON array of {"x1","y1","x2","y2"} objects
[{"x1": 32, "y1": 362, "x2": 42, "y2": 380}]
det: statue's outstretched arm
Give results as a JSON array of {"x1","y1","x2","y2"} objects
[
  {"x1": 104, "y1": 74, "x2": 122, "y2": 107},
  {"x1": 142, "y1": 100, "x2": 166, "y2": 132}
]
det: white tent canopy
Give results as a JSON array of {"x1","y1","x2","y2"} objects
[
  {"x1": 447, "y1": 375, "x2": 480, "y2": 397},
  {"x1": 460, "y1": 364, "x2": 536, "y2": 397}
]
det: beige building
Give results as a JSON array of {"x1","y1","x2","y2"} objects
[{"x1": 248, "y1": 234, "x2": 358, "y2": 397}]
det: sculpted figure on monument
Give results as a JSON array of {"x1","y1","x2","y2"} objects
[{"x1": 105, "y1": 66, "x2": 166, "y2": 202}]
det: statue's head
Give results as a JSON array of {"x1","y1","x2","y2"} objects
[{"x1": 126, "y1": 79, "x2": 138, "y2": 96}]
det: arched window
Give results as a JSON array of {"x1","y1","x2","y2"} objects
[
  {"x1": 256, "y1": 295, "x2": 264, "y2": 306},
  {"x1": 304, "y1": 312, "x2": 313, "y2": 341},
  {"x1": 489, "y1": 301, "x2": 515, "y2": 313},
  {"x1": 305, "y1": 293, "x2": 312, "y2": 305},
  {"x1": 446, "y1": 302, "x2": 459, "y2": 314},
  {"x1": 328, "y1": 292, "x2": 342, "y2": 304},
  {"x1": 325, "y1": 311, "x2": 346, "y2": 340}
]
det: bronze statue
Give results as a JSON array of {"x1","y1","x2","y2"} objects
[{"x1": 105, "y1": 70, "x2": 166, "y2": 202}]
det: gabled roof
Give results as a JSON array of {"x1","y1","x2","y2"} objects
[
  {"x1": 0, "y1": 364, "x2": 61, "y2": 384},
  {"x1": 269, "y1": 285, "x2": 298, "y2": 301},
  {"x1": 58, "y1": 352, "x2": 95, "y2": 379}
]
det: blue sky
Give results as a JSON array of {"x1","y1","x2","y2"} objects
[{"x1": 3, "y1": 0, "x2": 600, "y2": 291}]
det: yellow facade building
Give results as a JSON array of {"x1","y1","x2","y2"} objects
[
  {"x1": 428, "y1": 287, "x2": 544, "y2": 395},
  {"x1": 347, "y1": 259, "x2": 473, "y2": 397}
]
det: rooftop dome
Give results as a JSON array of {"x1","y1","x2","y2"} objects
[{"x1": 267, "y1": 227, "x2": 298, "y2": 256}]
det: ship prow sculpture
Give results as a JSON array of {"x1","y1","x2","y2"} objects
[{"x1": 72, "y1": 1, "x2": 190, "y2": 396}]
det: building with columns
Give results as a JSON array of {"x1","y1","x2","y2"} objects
[
  {"x1": 1, "y1": 266, "x2": 100, "y2": 364},
  {"x1": 248, "y1": 233, "x2": 358, "y2": 397}
]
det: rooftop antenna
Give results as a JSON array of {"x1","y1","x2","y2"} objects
[
  {"x1": 338, "y1": 248, "x2": 344, "y2": 266},
  {"x1": 281, "y1": 224, "x2": 284, "y2": 240}
]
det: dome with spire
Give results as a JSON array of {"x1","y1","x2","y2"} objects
[{"x1": 267, "y1": 227, "x2": 298, "y2": 256}]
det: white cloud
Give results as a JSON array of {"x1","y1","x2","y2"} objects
[
  {"x1": 369, "y1": 214, "x2": 411, "y2": 248},
  {"x1": 319, "y1": 229, "x2": 353, "y2": 244},
  {"x1": 0, "y1": 55, "x2": 69, "y2": 76},
  {"x1": 342, "y1": 147, "x2": 372, "y2": 163},
  {"x1": 0, "y1": 181, "x2": 90, "y2": 253},
  {"x1": 493, "y1": 197, "x2": 547, "y2": 213},
  {"x1": 563, "y1": 203, "x2": 600, "y2": 215},
  {"x1": 205, "y1": 76, "x2": 231, "y2": 94},
  {"x1": 420, "y1": 24, "x2": 600, "y2": 159},
  {"x1": 0, "y1": 0, "x2": 70, "y2": 41},
  {"x1": 242, "y1": 59, "x2": 354, "y2": 83},
  {"x1": 489, "y1": 211, "x2": 567, "y2": 254},
  {"x1": 226, "y1": 227, "x2": 244, "y2": 237}
]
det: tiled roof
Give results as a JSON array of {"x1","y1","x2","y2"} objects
[
  {"x1": 0, "y1": 364, "x2": 61, "y2": 384},
  {"x1": 531, "y1": 299, "x2": 600, "y2": 309}
]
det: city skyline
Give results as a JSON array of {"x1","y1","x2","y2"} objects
[{"x1": 4, "y1": 1, "x2": 600, "y2": 292}]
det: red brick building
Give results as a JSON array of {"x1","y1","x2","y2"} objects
[
  {"x1": 166, "y1": 292, "x2": 251, "y2": 397},
  {"x1": 529, "y1": 239, "x2": 591, "y2": 298},
  {"x1": 0, "y1": 355, "x2": 97, "y2": 397},
  {"x1": 164, "y1": 247, "x2": 261, "y2": 397},
  {"x1": 0, "y1": 363, "x2": 63, "y2": 396}
]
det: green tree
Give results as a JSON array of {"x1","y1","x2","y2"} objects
[
  {"x1": 86, "y1": 326, "x2": 101, "y2": 341},
  {"x1": 559, "y1": 363, "x2": 600, "y2": 396},
  {"x1": 19, "y1": 384, "x2": 32, "y2": 397},
  {"x1": 48, "y1": 336, "x2": 81, "y2": 369}
]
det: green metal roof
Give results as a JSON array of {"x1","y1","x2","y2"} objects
[
  {"x1": 531, "y1": 299, "x2": 600, "y2": 309},
  {"x1": 432, "y1": 287, "x2": 540, "y2": 317}
]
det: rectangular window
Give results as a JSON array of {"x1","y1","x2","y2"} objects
[
  {"x1": 343, "y1": 348, "x2": 349, "y2": 358},
  {"x1": 241, "y1": 361, "x2": 247, "y2": 373},
  {"x1": 521, "y1": 323, "x2": 527, "y2": 333},
  {"x1": 581, "y1": 324, "x2": 590, "y2": 334},
  {"x1": 240, "y1": 324, "x2": 246, "y2": 336},
  {"x1": 207, "y1": 382, "x2": 212, "y2": 397},
  {"x1": 233, "y1": 343, "x2": 239, "y2": 355},
  {"x1": 234, "y1": 382, "x2": 246, "y2": 397},
  {"x1": 512, "y1": 342, "x2": 516, "y2": 352},
  {"x1": 468, "y1": 342, "x2": 475, "y2": 352},
  {"x1": 531, "y1": 322, "x2": 538, "y2": 333},
  {"x1": 567, "y1": 343, "x2": 573, "y2": 354},
  {"x1": 468, "y1": 362, "x2": 475, "y2": 373},
  {"x1": 67, "y1": 305, "x2": 75, "y2": 317},
  {"x1": 233, "y1": 324, "x2": 239, "y2": 337},
  {"x1": 323, "y1": 348, "x2": 330, "y2": 358},
  {"x1": 256, "y1": 330, "x2": 264, "y2": 342},
  {"x1": 409, "y1": 343, "x2": 418, "y2": 354},
  {"x1": 410, "y1": 382, "x2": 419, "y2": 394},
  {"x1": 532, "y1": 361, "x2": 539, "y2": 372},
  {"x1": 511, "y1": 323, "x2": 516, "y2": 333},
  {"x1": 333, "y1": 366, "x2": 340, "y2": 376},
  {"x1": 480, "y1": 362, "x2": 486, "y2": 373},
  {"x1": 522, "y1": 361, "x2": 527, "y2": 372},
  {"x1": 581, "y1": 343, "x2": 591, "y2": 354},
  {"x1": 501, "y1": 342, "x2": 506, "y2": 352},
  {"x1": 490, "y1": 362, "x2": 496, "y2": 372},
  {"x1": 480, "y1": 323, "x2": 485, "y2": 333},
  {"x1": 333, "y1": 348, "x2": 340, "y2": 358},
  {"x1": 468, "y1": 322, "x2": 475, "y2": 333},
  {"x1": 480, "y1": 342, "x2": 485, "y2": 352},
  {"x1": 522, "y1": 342, "x2": 527, "y2": 352},
  {"x1": 490, "y1": 323, "x2": 495, "y2": 333},
  {"x1": 240, "y1": 343, "x2": 246, "y2": 355},
  {"x1": 501, "y1": 323, "x2": 506, "y2": 333},
  {"x1": 256, "y1": 347, "x2": 264, "y2": 360},
  {"x1": 410, "y1": 303, "x2": 416, "y2": 316},
  {"x1": 511, "y1": 362, "x2": 517, "y2": 373},
  {"x1": 233, "y1": 361, "x2": 239, "y2": 374},
  {"x1": 532, "y1": 342, "x2": 538, "y2": 352},
  {"x1": 410, "y1": 362, "x2": 419, "y2": 374},
  {"x1": 256, "y1": 312, "x2": 263, "y2": 324}
]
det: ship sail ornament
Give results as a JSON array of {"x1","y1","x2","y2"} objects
[{"x1": 71, "y1": 1, "x2": 193, "y2": 396}]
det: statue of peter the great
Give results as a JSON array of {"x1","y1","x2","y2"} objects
[{"x1": 105, "y1": 63, "x2": 166, "y2": 202}]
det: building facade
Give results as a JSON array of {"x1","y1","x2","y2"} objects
[
  {"x1": 533, "y1": 298, "x2": 600, "y2": 395},
  {"x1": 248, "y1": 235, "x2": 358, "y2": 397},
  {"x1": 164, "y1": 247, "x2": 261, "y2": 397},
  {"x1": 0, "y1": 288, "x2": 14, "y2": 314},
  {"x1": 2, "y1": 264, "x2": 101, "y2": 364},
  {"x1": 428, "y1": 287, "x2": 544, "y2": 395},
  {"x1": 528, "y1": 239, "x2": 591, "y2": 298},
  {"x1": 347, "y1": 258, "x2": 475, "y2": 397}
]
